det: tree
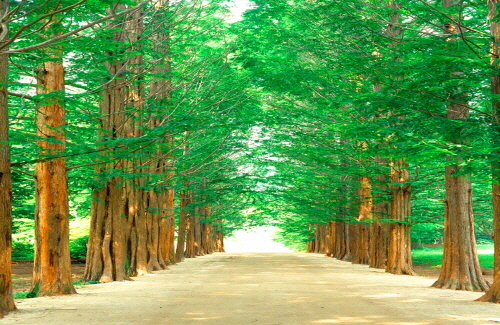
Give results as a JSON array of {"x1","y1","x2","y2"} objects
[
  {"x1": 477, "y1": 0, "x2": 500, "y2": 302},
  {"x1": 431, "y1": 0, "x2": 489, "y2": 292},
  {"x1": 30, "y1": 11, "x2": 76, "y2": 296},
  {"x1": 0, "y1": 0, "x2": 15, "y2": 316},
  {"x1": 84, "y1": 2, "x2": 150, "y2": 282}
]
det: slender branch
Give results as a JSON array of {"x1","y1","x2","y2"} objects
[
  {"x1": 3, "y1": 0, "x2": 152, "y2": 54},
  {"x1": 12, "y1": 168, "x2": 35, "y2": 178},
  {"x1": 8, "y1": 91, "x2": 36, "y2": 101},
  {"x1": 10, "y1": 137, "x2": 152, "y2": 167}
]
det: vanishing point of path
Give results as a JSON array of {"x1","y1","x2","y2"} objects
[{"x1": 4, "y1": 253, "x2": 500, "y2": 325}]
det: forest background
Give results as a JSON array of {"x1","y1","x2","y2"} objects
[{"x1": 3, "y1": 0, "x2": 500, "y2": 317}]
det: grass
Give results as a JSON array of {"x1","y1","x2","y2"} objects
[
  {"x1": 412, "y1": 244, "x2": 494, "y2": 269},
  {"x1": 14, "y1": 291, "x2": 30, "y2": 299}
]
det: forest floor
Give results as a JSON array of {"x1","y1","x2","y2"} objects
[{"x1": 5, "y1": 252, "x2": 500, "y2": 325}]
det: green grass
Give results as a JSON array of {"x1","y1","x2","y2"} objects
[
  {"x1": 14, "y1": 291, "x2": 30, "y2": 299},
  {"x1": 412, "y1": 244, "x2": 494, "y2": 269}
]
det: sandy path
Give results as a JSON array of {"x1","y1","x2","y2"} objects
[{"x1": 3, "y1": 252, "x2": 500, "y2": 325}]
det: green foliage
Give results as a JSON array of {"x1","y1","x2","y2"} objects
[
  {"x1": 4, "y1": 0, "x2": 500, "y2": 261},
  {"x1": 13, "y1": 291, "x2": 31, "y2": 299},
  {"x1": 70, "y1": 236, "x2": 89, "y2": 260},
  {"x1": 411, "y1": 223, "x2": 443, "y2": 246},
  {"x1": 27, "y1": 283, "x2": 39, "y2": 298},
  {"x1": 11, "y1": 241, "x2": 34, "y2": 261}
]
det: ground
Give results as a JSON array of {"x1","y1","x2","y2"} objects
[
  {"x1": 12, "y1": 261, "x2": 86, "y2": 295},
  {"x1": 5, "y1": 253, "x2": 500, "y2": 325}
]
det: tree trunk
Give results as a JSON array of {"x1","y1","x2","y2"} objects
[
  {"x1": 334, "y1": 221, "x2": 350, "y2": 260},
  {"x1": 31, "y1": 20, "x2": 75, "y2": 296},
  {"x1": 432, "y1": 161, "x2": 489, "y2": 290},
  {"x1": 201, "y1": 207, "x2": 215, "y2": 255},
  {"x1": 334, "y1": 180, "x2": 351, "y2": 260},
  {"x1": 370, "y1": 158, "x2": 389, "y2": 269},
  {"x1": 325, "y1": 221, "x2": 334, "y2": 257},
  {"x1": 194, "y1": 207, "x2": 203, "y2": 256},
  {"x1": 214, "y1": 226, "x2": 225, "y2": 253},
  {"x1": 84, "y1": 4, "x2": 143, "y2": 282},
  {"x1": 386, "y1": 159, "x2": 415, "y2": 275},
  {"x1": 0, "y1": 0, "x2": 16, "y2": 314},
  {"x1": 478, "y1": 0, "x2": 500, "y2": 302},
  {"x1": 351, "y1": 177, "x2": 371, "y2": 264},
  {"x1": 160, "y1": 183, "x2": 176, "y2": 263},
  {"x1": 176, "y1": 188, "x2": 191, "y2": 262},
  {"x1": 148, "y1": 0, "x2": 175, "y2": 268}
]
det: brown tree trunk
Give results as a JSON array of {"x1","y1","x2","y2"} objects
[
  {"x1": 351, "y1": 177, "x2": 371, "y2": 265},
  {"x1": 370, "y1": 158, "x2": 389, "y2": 269},
  {"x1": 160, "y1": 184, "x2": 176, "y2": 263},
  {"x1": 314, "y1": 223, "x2": 328, "y2": 254},
  {"x1": 0, "y1": 0, "x2": 15, "y2": 314},
  {"x1": 214, "y1": 226, "x2": 225, "y2": 253},
  {"x1": 478, "y1": 0, "x2": 500, "y2": 302},
  {"x1": 386, "y1": 159, "x2": 415, "y2": 275},
  {"x1": 201, "y1": 207, "x2": 215, "y2": 255},
  {"x1": 201, "y1": 222, "x2": 214, "y2": 255},
  {"x1": 325, "y1": 221, "x2": 334, "y2": 257},
  {"x1": 185, "y1": 211, "x2": 195, "y2": 258},
  {"x1": 333, "y1": 180, "x2": 351, "y2": 261},
  {"x1": 185, "y1": 205, "x2": 203, "y2": 258},
  {"x1": 31, "y1": 20, "x2": 76, "y2": 296},
  {"x1": 194, "y1": 207, "x2": 203, "y2": 256},
  {"x1": 84, "y1": 5, "x2": 144, "y2": 282},
  {"x1": 176, "y1": 188, "x2": 191, "y2": 262},
  {"x1": 147, "y1": 0, "x2": 175, "y2": 268},
  {"x1": 333, "y1": 221, "x2": 350, "y2": 260},
  {"x1": 432, "y1": 160, "x2": 488, "y2": 290}
]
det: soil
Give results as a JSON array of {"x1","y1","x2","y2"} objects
[
  {"x1": 5, "y1": 253, "x2": 500, "y2": 325},
  {"x1": 12, "y1": 261, "x2": 87, "y2": 294}
]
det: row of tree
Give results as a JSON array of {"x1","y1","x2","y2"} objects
[
  {"x1": 5, "y1": 0, "x2": 500, "y2": 318},
  {"x1": 230, "y1": 0, "x2": 500, "y2": 303},
  {"x1": 0, "y1": 0, "x2": 259, "y2": 317}
]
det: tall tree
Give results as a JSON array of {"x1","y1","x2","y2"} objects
[
  {"x1": 0, "y1": 0, "x2": 15, "y2": 315},
  {"x1": 477, "y1": 0, "x2": 500, "y2": 302},
  {"x1": 84, "y1": 3, "x2": 147, "y2": 282},
  {"x1": 30, "y1": 12, "x2": 76, "y2": 296},
  {"x1": 432, "y1": 0, "x2": 489, "y2": 291}
]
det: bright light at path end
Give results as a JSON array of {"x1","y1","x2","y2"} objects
[{"x1": 224, "y1": 226, "x2": 293, "y2": 253}]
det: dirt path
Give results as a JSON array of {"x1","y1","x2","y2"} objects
[{"x1": 4, "y1": 252, "x2": 500, "y2": 325}]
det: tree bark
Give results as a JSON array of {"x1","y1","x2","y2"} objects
[
  {"x1": 370, "y1": 158, "x2": 389, "y2": 269},
  {"x1": 176, "y1": 188, "x2": 191, "y2": 262},
  {"x1": 214, "y1": 225, "x2": 225, "y2": 253},
  {"x1": 386, "y1": 159, "x2": 415, "y2": 275},
  {"x1": 351, "y1": 177, "x2": 371, "y2": 265},
  {"x1": 333, "y1": 221, "x2": 350, "y2": 260},
  {"x1": 147, "y1": 0, "x2": 176, "y2": 268},
  {"x1": 84, "y1": 4, "x2": 143, "y2": 282},
  {"x1": 0, "y1": 0, "x2": 15, "y2": 314},
  {"x1": 31, "y1": 18, "x2": 76, "y2": 296}
]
